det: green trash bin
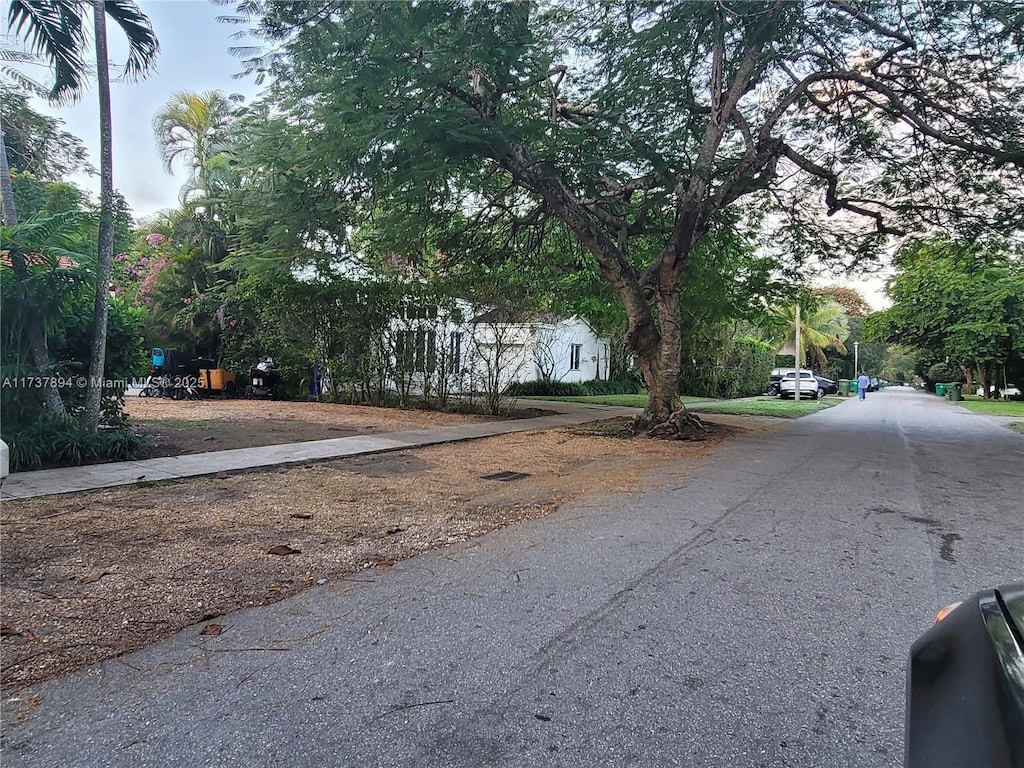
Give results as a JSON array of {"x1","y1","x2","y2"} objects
[
  {"x1": 838, "y1": 379, "x2": 850, "y2": 397},
  {"x1": 935, "y1": 383, "x2": 947, "y2": 397},
  {"x1": 949, "y1": 383, "x2": 963, "y2": 401}
]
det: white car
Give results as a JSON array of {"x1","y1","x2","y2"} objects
[
  {"x1": 976, "y1": 385, "x2": 1021, "y2": 398},
  {"x1": 777, "y1": 371, "x2": 825, "y2": 400}
]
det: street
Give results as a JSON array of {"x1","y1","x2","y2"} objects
[{"x1": 3, "y1": 387, "x2": 1022, "y2": 767}]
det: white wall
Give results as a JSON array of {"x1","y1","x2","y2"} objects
[
  {"x1": 532, "y1": 316, "x2": 610, "y2": 383},
  {"x1": 386, "y1": 305, "x2": 611, "y2": 395}
]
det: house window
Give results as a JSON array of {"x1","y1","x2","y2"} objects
[
  {"x1": 569, "y1": 344, "x2": 582, "y2": 371},
  {"x1": 397, "y1": 330, "x2": 437, "y2": 373},
  {"x1": 450, "y1": 332, "x2": 462, "y2": 369},
  {"x1": 400, "y1": 305, "x2": 439, "y2": 320}
]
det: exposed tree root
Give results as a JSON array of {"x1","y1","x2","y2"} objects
[{"x1": 628, "y1": 407, "x2": 708, "y2": 440}]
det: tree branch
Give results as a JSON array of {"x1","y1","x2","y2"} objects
[
  {"x1": 827, "y1": 0, "x2": 917, "y2": 48},
  {"x1": 781, "y1": 144, "x2": 906, "y2": 235},
  {"x1": 762, "y1": 65, "x2": 1023, "y2": 167}
]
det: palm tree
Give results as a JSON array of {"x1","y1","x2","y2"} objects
[
  {"x1": 152, "y1": 89, "x2": 239, "y2": 202},
  {"x1": 770, "y1": 301, "x2": 850, "y2": 368},
  {"x1": 6, "y1": 0, "x2": 158, "y2": 429}
]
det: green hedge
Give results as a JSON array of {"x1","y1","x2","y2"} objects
[
  {"x1": 681, "y1": 337, "x2": 775, "y2": 399},
  {"x1": 505, "y1": 378, "x2": 644, "y2": 397}
]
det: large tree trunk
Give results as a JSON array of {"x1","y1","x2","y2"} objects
[
  {"x1": 498, "y1": 143, "x2": 704, "y2": 437},
  {"x1": 628, "y1": 290, "x2": 684, "y2": 424},
  {"x1": 618, "y1": 268, "x2": 703, "y2": 438},
  {"x1": 82, "y1": 0, "x2": 114, "y2": 431},
  {"x1": 0, "y1": 121, "x2": 68, "y2": 417}
]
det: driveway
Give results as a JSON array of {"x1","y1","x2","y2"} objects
[{"x1": 3, "y1": 387, "x2": 1021, "y2": 767}]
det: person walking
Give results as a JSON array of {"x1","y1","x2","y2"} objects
[{"x1": 857, "y1": 372, "x2": 870, "y2": 400}]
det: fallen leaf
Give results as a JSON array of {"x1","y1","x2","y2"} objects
[
  {"x1": 267, "y1": 545, "x2": 301, "y2": 556},
  {"x1": 373, "y1": 558, "x2": 396, "y2": 570},
  {"x1": 80, "y1": 569, "x2": 113, "y2": 585},
  {"x1": 290, "y1": 513, "x2": 313, "y2": 520},
  {"x1": 200, "y1": 623, "x2": 223, "y2": 636}
]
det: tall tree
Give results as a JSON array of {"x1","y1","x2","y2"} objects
[
  {"x1": 6, "y1": 0, "x2": 158, "y2": 429},
  {"x1": 814, "y1": 286, "x2": 871, "y2": 319},
  {"x1": 866, "y1": 239, "x2": 1024, "y2": 396},
  {"x1": 152, "y1": 89, "x2": 239, "y2": 202},
  {"x1": 769, "y1": 300, "x2": 850, "y2": 368},
  {"x1": 225, "y1": 1, "x2": 1023, "y2": 431},
  {"x1": 0, "y1": 85, "x2": 92, "y2": 180}
]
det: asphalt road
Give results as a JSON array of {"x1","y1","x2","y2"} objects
[{"x1": 3, "y1": 387, "x2": 1022, "y2": 767}]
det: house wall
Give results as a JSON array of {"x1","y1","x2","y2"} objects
[
  {"x1": 533, "y1": 316, "x2": 610, "y2": 383},
  {"x1": 386, "y1": 306, "x2": 610, "y2": 395}
]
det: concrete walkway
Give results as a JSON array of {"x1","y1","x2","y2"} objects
[{"x1": 0, "y1": 399, "x2": 642, "y2": 501}]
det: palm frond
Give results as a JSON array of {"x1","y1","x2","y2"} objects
[
  {"x1": 0, "y1": 63, "x2": 50, "y2": 97},
  {"x1": 6, "y1": 0, "x2": 87, "y2": 103},
  {"x1": 101, "y1": 0, "x2": 158, "y2": 81}
]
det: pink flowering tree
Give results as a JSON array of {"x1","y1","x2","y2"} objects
[{"x1": 111, "y1": 229, "x2": 171, "y2": 307}]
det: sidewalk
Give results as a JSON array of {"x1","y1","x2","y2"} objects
[{"x1": 0, "y1": 399, "x2": 642, "y2": 501}]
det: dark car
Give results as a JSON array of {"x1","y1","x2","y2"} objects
[
  {"x1": 814, "y1": 376, "x2": 838, "y2": 395},
  {"x1": 905, "y1": 584, "x2": 1024, "y2": 768}
]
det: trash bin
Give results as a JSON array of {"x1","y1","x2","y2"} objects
[
  {"x1": 935, "y1": 383, "x2": 947, "y2": 397},
  {"x1": 949, "y1": 383, "x2": 963, "y2": 401},
  {"x1": 838, "y1": 379, "x2": 850, "y2": 397}
]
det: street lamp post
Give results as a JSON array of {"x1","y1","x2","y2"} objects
[
  {"x1": 795, "y1": 303, "x2": 801, "y2": 401},
  {"x1": 854, "y1": 341, "x2": 859, "y2": 377}
]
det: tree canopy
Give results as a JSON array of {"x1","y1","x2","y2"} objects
[
  {"x1": 866, "y1": 238, "x2": 1024, "y2": 393},
  {"x1": 219, "y1": 1, "x2": 1024, "y2": 424},
  {"x1": 0, "y1": 85, "x2": 92, "y2": 179}
]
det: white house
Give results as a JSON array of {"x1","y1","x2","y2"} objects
[{"x1": 389, "y1": 300, "x2": 610, "y2": 396}]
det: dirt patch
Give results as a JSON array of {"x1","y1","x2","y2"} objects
[
  {"x1": 125, "y1": 397, "x2": 548, "y2": 457},
  {"x1": 1, "y1": 407, "x2": 780, "y2": 689}
]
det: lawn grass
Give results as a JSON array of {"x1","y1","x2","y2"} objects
[
  {"x1": 694, "y1": 396, "x2": 841, "y2": 418},
  {"x1": 1009, "y1": 423, "x2": 1024, "y2": 435},
  {"x1": 956, "y1": 398, "x2": 1024, "y2": 417},
  {"x1": 521, "y1": 394, "x2": 715, "y2": 408}
]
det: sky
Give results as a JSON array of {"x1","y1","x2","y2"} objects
[
  {"x1": 12, "y1": 0, "x2": 263, "y2": 219},
  {"x1": 6, "y1": 0, "x2": 891, "y2": 308}
]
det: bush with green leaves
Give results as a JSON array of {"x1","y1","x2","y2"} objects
[
  {"x1": 681, "y1": 337, "x2": 775, "y2": 399},
  {"x1": 1, "y1": 210, "x2": 148, "y2": 467},
  {"x1": 926, "y1": 362, "x2": 963, "y2": 388},
  {"x1": 504, "y1": 379, "x2": 643, "y2": 397},
  {"x1": 5, "y1": 412, "x2": 150, "y2": 471}
]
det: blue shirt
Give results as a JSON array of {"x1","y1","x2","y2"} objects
[{"x1": 857, "y1": 374, "x2": 870, "y2": 389}]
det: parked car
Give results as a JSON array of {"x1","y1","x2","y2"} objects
[
  {"x1": 905, "y1": 584, "x2": 1024, "y2": 768},
  {"x1": 868, "y1": 377, "x2": 880, "y2": 392},
  {"x1": 767, "y1": 367, "x2": 794, "y2": 396},
  {"x1": 815, "y1": 376, "x2": 838, "y2": 395},
  {"x1": 976, "y1": 385, "x2": 1021, "y2": 398},
  {"x1": 777, "y1": 370, "x2": 825, "y2": 400},
  {"x1": 0, "y1": 438, "x2": 8, "y2": 483}
]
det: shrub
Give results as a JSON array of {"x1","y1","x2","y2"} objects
[
  {"x1": 5, "y1": 412, "x2": 150, "y2": 471},
  {"x1": 504, "y1": 379, "x2": 643, "y2": 397},
  {"x1": 681, "y1": 337, "x2": 775, "y2": 399},
  {"x1": 578, "y1": 379, "x2": 645, "y2": 396},
  {"x1": 926, "y1": 362, "x2": 962, "y2": 387},
  {"x1": 505, "y1": 380, "x2": 584, "y2": 397}
]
